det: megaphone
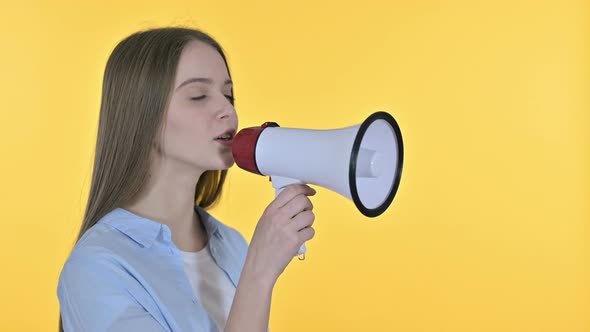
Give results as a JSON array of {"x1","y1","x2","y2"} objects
[{"x1": 231, "y1": 111, "x2": 404, "y2": 258}]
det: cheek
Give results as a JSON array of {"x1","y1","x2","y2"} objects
[{"x1": 164, "y1": 108, "x2": 213, "y2": 152}]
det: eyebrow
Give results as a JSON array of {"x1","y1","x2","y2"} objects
[{"x1": 175, "y1": 77, "x2": 233, "y2": 91}]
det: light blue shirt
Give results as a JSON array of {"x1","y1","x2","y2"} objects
[{"x1": 57, "y1": 206, "x2": 249, "y2": 332}]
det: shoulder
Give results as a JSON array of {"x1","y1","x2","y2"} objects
[
  {"x1": 64, "y1": 216, "x2": 140, "y2": 266},
  {"x1": 57, "y1": 211, "x2": 149, "y2": 296},
  {"x1": 57, "y1": 245, "x2": 130, "y2": 314},
  {"x1": 57, "y1": 237, "x2": 172, "y2": 331},
  {"x1": 58, "y1": 225, "x2": 133, "y2": 294},
  {"x1": 58, "y1": 250, "x2": 118, "y2": 289}
]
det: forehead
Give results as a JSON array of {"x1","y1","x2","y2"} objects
[{"x1": 174, "y1": 40, "x2": 229, "y2": 84}]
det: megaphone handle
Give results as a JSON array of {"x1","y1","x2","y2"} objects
[{"x1": 270, "y1": 175, "x2": 308, "y2": 259}]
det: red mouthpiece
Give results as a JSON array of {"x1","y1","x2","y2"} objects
[{"x1": 231, "y1": 122, "x2": 279, "y2": 175}]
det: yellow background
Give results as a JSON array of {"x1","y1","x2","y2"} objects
[{"x1": 1, "y1": 0, "x2": 588, "y2": 331}]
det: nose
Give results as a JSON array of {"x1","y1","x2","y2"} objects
[
  {"x1": 217, "y1": 105, "x2": 236, "y2": 120},
  {"x1": 217, "y1": 96, "x2": 236, "y2": 121}
]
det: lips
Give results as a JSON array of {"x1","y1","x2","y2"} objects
[{"x1": 214, "y1": 129, "x2": 237, "y2": 141}]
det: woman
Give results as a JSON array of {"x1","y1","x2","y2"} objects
[{"x1": 57, "y1": 27, "x2": 316, "y2": 332}]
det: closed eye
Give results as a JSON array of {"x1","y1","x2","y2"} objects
[{"x1": 190, "y1": 95, "x2": 234, "y2": 103}]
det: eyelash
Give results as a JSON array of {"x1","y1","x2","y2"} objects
[{"x1": 191, "y1": 95, "x2": 235, "y2": 103}]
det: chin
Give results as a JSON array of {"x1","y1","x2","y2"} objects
[
  {"x1": 211, "y1": 158, "x2": 235, "y2": 171},
  {"x1": 222, "y1": 159, "x2": 235, "y2": 170}
]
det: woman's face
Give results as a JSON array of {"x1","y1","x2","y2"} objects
[{"x1": 157, "y1": 40, "x2": 238, "y2": 174}]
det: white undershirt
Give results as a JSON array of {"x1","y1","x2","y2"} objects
[{"x1": 180, "y1": 245, "x2": 236, "y2": 331}]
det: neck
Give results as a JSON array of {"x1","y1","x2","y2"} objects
[{"x1": 122, "y1": 159, "x2": 208, "y2": 252}]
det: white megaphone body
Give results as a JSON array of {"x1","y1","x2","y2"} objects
[{"x1": 231, "y1": 111, "x2": 404, "y2": 258}]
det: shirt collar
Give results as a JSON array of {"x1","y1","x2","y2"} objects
[
  {"x1": 100, "y1": 205, "x2": 220, "y2": 248},
  {"x1": 196, "y1": 205, "x2": 220, "y2": 237}
]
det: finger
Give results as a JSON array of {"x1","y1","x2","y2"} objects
[
  {"x1": 283, "y1": 195, "x2": 313, "y2": 219},
  {"x1": 269, "y1": 184, "x2": 316, "y2": 210},
  {"x1": 287, "y1": 210, "x2": 315, "y2": 232},
  {"x1": 297, "y1": 226, "x2": 316, "y2": 243}
]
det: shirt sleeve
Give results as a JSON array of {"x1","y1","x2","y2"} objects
[{"x1": 57, "y1": 256, "x2": 168, "y2": 332}]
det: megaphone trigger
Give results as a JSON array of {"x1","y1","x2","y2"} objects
[{"x1": 269, "y1": 175, "x2": 309, "y2": 258}]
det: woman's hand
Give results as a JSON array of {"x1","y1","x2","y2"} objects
[{"x1": 243, "y1": 184, "x2": 317, "y2": 287}]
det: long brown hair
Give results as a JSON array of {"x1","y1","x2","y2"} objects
[{"x1": 59, "y1": 27, "x2": 233, "y2": 332}]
